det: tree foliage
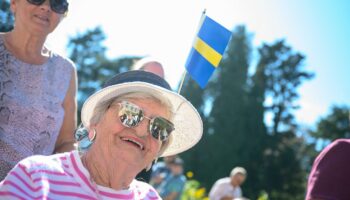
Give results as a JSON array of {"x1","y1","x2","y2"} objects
[
  {"x1": 257, "y1": 40, "x2": 314, "y2": 134},
  {"x1": 311, "y1": 105, "x2": 350, "y2": 141},
  {"x1": 67, "y1": 26, "x2": 139, "y2": 122}
]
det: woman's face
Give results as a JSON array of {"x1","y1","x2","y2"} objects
[
  {"x1": 92, "y1": 98, "x2": 169, "y2": 171},
  {"x1": 11, "y1": 0, "x2": 64, "y2": 36}
]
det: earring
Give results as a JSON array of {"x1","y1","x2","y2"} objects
[
  {"x1": 74, "y1": 125, "x2": 96, "y2": 152},
  {"x1": 89, "y1": 129, "x2": 97, "y2": 142},
  {"x1": 74, "y1": 124, "x2": 88, "y2": 142}
]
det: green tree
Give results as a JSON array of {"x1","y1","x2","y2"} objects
[
  {"x1": 204, "y1": 26, "x2": 267, "y2": 199},
  {"x1": 0, "y1": 0, "x2": 14, "y2": 32},
  {"x1": 259, "y1": 131, "x2": 308, "y2": 200},
  {"x1": 182, "y1": 26, "x2": 262, "y2": 198},
  {"x1": 257, "y1": 40, "x2": 314, "y2": 135},
  {"x1": 311, "y1": 105, "x2": 350, "y2": 142},
  {"x1": 67, "y1": 26, "x2": 139, "y2": 121},
  {"x1": 208, "y1": 25, "x2": 252, "y2": 179},
  {"x1": 254, "y1": 40, "x2": 314, "y2": 200},
  {"x1": 179, "y1": 75, "x2": 207, "y2": 182}
]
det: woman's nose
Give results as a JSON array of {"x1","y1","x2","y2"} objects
[
  {"x1": 133, "y1": 119, "x2": 150, "y2": 138},
  {"x1": 39, "y1": 0, "x2": 51, "y2": 12}
]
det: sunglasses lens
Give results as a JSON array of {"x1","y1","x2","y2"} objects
[
  {"x1": 27, "y1": 0, "x2": 68, "y2": 14},
  {"x1": 118, "y1": 102, "x2": 144, "y2": 127},
  {"x1": 150, "y1": 117, "x2": 174, "y2": 141},
  {"x1": 27, "y1": 0, "x2": 45, "y2": 5},
  {"x1": 50, "y1": 0, "x2": 68, "y2": 14}
]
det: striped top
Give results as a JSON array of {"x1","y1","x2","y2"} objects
[{"x1": 0, "y1": 151, "x2": 161, "y2": 200}]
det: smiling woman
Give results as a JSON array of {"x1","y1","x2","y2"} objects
[
  {"x1": 0, "y1": 0, "x2": 77, "y2": 181},
  {"x1": 0, "y1": 70, "x2": 203, "y2": 199}
]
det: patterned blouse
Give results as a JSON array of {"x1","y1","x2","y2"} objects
[{"x1": 0, "y1": 35, "x2": 75, "y2": 180}]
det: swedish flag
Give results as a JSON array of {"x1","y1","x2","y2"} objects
[{"x1": 185, "y1": 14, "x2": 232, "y2": 88}]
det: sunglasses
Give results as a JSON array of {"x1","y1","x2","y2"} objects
[
  {"x1": 27, "y1": 0, "x2": 69, "y2": 14},
  {"x1": 116, "y1": 101, "x2": 174, "y2": 142}
]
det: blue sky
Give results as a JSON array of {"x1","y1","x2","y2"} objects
[{"x1": 47, "y1": 0, "x2": 350, "y2": 128}]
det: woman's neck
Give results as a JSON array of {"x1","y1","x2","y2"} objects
[
  {"x1": 3, "y1": 30, "x2": 49, "y2": 65},
  {"x1": 81, "y1": 150, "x2": 139, "y2": 191}
]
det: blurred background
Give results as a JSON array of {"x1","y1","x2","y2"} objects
[{"x1": 1, "y1": 0, "x2": 349, "y2": 199}]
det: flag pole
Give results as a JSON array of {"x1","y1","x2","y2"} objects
[
  {"x1": 178, "y1": 9, "x2": 206, "y2": 94},
  {"x1": 177, "y1": 70, "x2": 187, "y2": 94}
]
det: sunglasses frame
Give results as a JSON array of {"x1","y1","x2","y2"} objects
[
  {"x1": 116, "y1": 101, "x2": 174, "y2": 142},
  {"x1": 27, "y1": 0, "x2": 69, "y2": 14}
]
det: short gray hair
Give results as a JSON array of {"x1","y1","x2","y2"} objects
[{"x1": 230, "y1": 167, "x2": 247, "y2": 177}]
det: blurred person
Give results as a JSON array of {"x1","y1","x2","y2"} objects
[
  {"x1": 132, "y1": 56, "x2": 165, "y2": 78},
  {"x1": 306, "y1": 139, "x2": 350, "y2": 200},
  {"x1": 150, "y1": 155, "x2": 177, "y2": 189},
  {"x1": 0, "y1": 70, "x2": 203, "y2": 199},
  {"x1": 158, "y1": 157, "x2": 186, "y2": 200},
  {"x1": 209, "y1": 167, "x2": 247, "y2": 200},
  {"x1": 0, "y1": 0, "x2": 77, "y2": 180},
  {"x1": 306, "y1": 114, "x2": 350, "y2": 200}
]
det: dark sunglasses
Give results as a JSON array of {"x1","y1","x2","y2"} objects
[
  {"x1": 27, "y1": 0, "x2": 69, "y2": 14},
  {"x1": 116, "y1": 101, "x2": 174, "y2": 142}
]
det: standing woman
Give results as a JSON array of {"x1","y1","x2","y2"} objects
[{"x1": 0, "y1": 0, "x2": 77, "y2": 180}]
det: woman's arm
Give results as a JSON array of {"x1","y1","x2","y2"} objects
[{"x1": 54, "y1": 68, "x2": 77, "y2": 153}]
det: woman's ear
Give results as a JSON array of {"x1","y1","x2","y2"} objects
[
  {"x1": 88, "y1": 129, "x2": 97, "y2": 141},
  {"x1": 10, "y1": 0, "x2": 17, "y2": 14},
  {"x1": 145, "y1": 163, "x2": 152, "y2": 172}
]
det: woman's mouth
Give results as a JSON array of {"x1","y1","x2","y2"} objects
[{"x1": 121, "y1": 137, "x2": 145, "y2": 150}]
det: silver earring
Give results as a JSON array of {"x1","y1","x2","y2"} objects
[
  {"x1": 75, "y1": 125, "x2": 96, "y2": 152},
  {"x1": 89, "y1": 129, "x2": 97, "y2": 142}
]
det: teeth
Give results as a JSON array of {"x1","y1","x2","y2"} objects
[
  {"x1": 35, "y1": 15, "x2": 49, "y2": 22},
  {"x1": 122, "y1": 137, "x2": 144, "y2": 150}
]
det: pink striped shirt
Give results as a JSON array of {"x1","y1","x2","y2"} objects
[{"x1": 0, "y1": 151, "x2": 161, "y2": 200}]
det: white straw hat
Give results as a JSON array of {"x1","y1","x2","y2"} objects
[{"x1": 81, "y1": 70, "x2": 203, "y2": 157}]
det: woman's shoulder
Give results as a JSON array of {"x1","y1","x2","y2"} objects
[
  {"x1": 50, "y1": 52, "x2": 76, "y2": 70},
  {"x1": 47, "y1": 51, "x2": 77, "y2": 85},
  {"x1": 132, "y1": 179, "x2": 156, "y2": 189},
  {"x1": 131, "y1": 180, "x2": 161, "y2": 198},
  {"x1": 316, "y1": 139, "x2": 350, "y2": 162},
  {"x1": 16, "y1": 151, "x2": 73, "y2": 173},
  {"x1": 44, "y1": 46, "x2": 76, "y2": 72}
]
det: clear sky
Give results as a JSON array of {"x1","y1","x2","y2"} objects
[{"x1": 47, "y1": 0, "x2": 350, "y2": 128}]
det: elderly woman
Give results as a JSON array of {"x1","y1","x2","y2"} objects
[
  {"x1": 0, "y1": 0, "x2": 77, "y2": 180},
  {"x1": 0, "y1": 70, "x2": 203, "y2": 199}
]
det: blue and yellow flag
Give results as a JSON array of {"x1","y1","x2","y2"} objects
[{"x1": 185, "y1": 14, "x2": 232, "y2": 88}]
